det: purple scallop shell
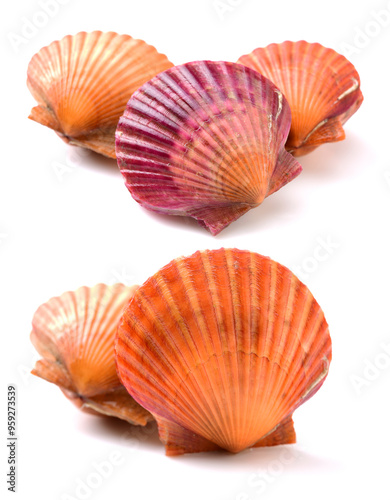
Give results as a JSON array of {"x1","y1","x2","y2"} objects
[{"x1": 116, "y1": 61, "x2": 302, "y2": 235}]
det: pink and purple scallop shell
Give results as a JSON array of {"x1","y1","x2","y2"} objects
[{"x1": 115, "y1": 61, "x2": 302, "y2": 235}]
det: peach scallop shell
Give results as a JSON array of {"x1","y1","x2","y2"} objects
[
  {"x1": 238, "y1": 41, "x2": 363, "y2": 156},
  {"x1": 31, "y1": 283, "x2": 152, "y2": 425},
  {"x1": 27, "y1": 31, "x2": 173, "y2": 158},
  {"x1": 116, "y1": 61, "x2": 302, "y2": 235},
  {"x1": 115, "y1": 248, "x2": 331, "y2": 455}
]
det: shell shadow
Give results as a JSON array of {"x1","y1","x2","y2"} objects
[
  {"x1": 174, "y1": 444, "x2": 340, "y2": 474},
  {"x1": 134, "y1": 192, "x2": 299, "y2": 238},
  {"x1": 76, "y1": 132, "x2": 370, "y2": 237},
  {"x1": 76, "y1": 414, "x2": 162, "y2": 451},
  {"x1": 219, "y1": 190, "x2": 299, "y2": 238},
  {"x1": 64, "y1": 144, "x2": 119, "y2": 175},
  {"x1": 138, "y1": 206, "x2": 211, "y2": 235},
  {"x1": 80, "y1": 149, "x2": 119, "y2": 174},
  {"x1": 297, "y1": 131, "x2": 371, "y2": 182}
]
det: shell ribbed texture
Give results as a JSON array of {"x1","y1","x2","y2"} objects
[
  {"x1": 27, "y1": 31, "x2": 173, "y2": 157},
  {"x1": 31, "y1": 283, "x2": 152, "y2": 425},
  {"x1": 116, "y1": 61, "x2": 302, "y2": 235},
  {"x1": 238, "y1": 41, "x2": 363, "y2": 156},
  {"x1": 116, "y1": 249, "x2": 331, "y2": 453}
]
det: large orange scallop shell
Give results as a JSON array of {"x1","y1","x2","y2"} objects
[
  {"x1": 116, "y1": 249, "x2": 331, "y2": 455},
  {"x1": 238, "y1": 41, "x2": 363, "y2": 156},
  {"x1": 27, "y1": 31, "x2": 173, "y2": 158},
  {"x1": 31, "y1": 283, "x2": 152, "y2": 425}
]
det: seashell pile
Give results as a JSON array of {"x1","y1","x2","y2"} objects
[
  {"x1": 30, "y1": 249, "x2": 332, "y2": 456},
  {"x1": 30, "y1": 283, "x2": 152, "y2": 425},
  {"x1": 28, "y1": 32, "x2": 359, "y2": 458},
  {"x1": 115, "y1": 248, "x2": 331, "y2": 455},
  {"x1": 116, "y1": 61, "x2": 302, "y2": 236},
  {"x1": 27, "y1": 31, "x2": 173, "y2": 158},
  {"x1": 27, "y1": 34, "x2": 363, "y2": 234}
]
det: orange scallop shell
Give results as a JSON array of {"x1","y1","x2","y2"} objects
[
  {"x1": 238, "y1": 41, "x2": 363, "y2": 156},
  {"x1": 116, "y1": 249, "x2": 331, "y2": 455},
  {"x1": 31, "y1": 283, "x2": 152, "y2": 425},
  {"x1": 27, "y1": 31, "x2": 173, "y2": 158}
]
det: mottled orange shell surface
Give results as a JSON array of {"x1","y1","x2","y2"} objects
[
  {"x1": 31, "y1": 283, "x2": 152, "y2": 425},
  {"x1": 238, "y1": 41, "x2": 363, "y2": 156},
  {"x1": 116, "y1": 249, "x2": 331, "y2": 455},
  {"x1": 27, "y1": 31, "x2": 173, "y2": 157}
]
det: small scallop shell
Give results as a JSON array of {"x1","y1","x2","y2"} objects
[
  {"x1": 238, "y1": 41, "x2": 363, "y2": 156},
  {"x1": 115, "y1": 248, "x2": 331, "y2": 455},
  {"x1": 31, "y1": 283, "x2": 152, "y2": 425},
  {"x1": 27, "y1": 31, "x2": 173, "y2": 158},
  {"x1": 116, "y1": 61, "x2": 302, "y2": 235}
]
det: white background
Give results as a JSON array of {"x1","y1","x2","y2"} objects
[{"x1": 2, "y1": 0, "x2": 390, "y2": 498}]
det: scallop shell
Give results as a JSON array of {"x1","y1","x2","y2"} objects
[
  {"x1": 238, "y1": 41, "x2": 363, "y2": 156},
  {"x1": 31, "y1": 283, "x2": 152, "y2": 425},
  {"x1": 116, "y1": 61, "x2": 302, "y2": 235},
  {"x1": 116, "y1": 248, "x2": 331, "y2": 455},
  {"x1": 27, "y1": 31, "x2": 173, "y2": 158}
]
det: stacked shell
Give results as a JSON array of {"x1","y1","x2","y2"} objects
[
  {"x1": 116, "y1": 61, "x2": 302, "y2": 235},
  {"x1": 27, "y1": 31, "x2": 173, "y2": 157},
  {"x1": 116, "y1": 248, "x2": 331, "y2": 455},
  {"x1": 31, "y1": 283, "x2": 152, "y2": 425},
  {"x1": 238, "y1": 41, "x2": 363, "y2": 156}
]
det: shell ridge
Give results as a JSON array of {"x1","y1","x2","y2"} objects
[
  {"x1": 169, "y1": 351, "x2": 291, "y2": 448},
  {"x1": 200, "y1": 249, "x2": 238, "y2": 446},
  {"x1": 262, "y1": 272, "x2": 300, "y2": 423},
  {"x1": 83, "y1": 285, "x2": 130, "y2": 384},
  {"x1": 125, "y1": 161, "x2": 245, "y2": 198},
  {"x1": 239, "y1": 69, "x2": 266, "y2": 194},
  {"x1": 81, "y1": 285, "x2": 105, "y2": 373},
  {"x1": 244, "y1": 256, "x2": 275, "y2": 436},
  {"x1": 221, "y1": 68, "x2": 263, "y2": 197},
  {"x1": 126, "y1": 99, "x2": 182, "y2": 137},
  {"x1": 269, "y1": 301, "x2": 330, "y2": 418},
  {"x1": 118, "y1": 298, "x2": 227, "y2": 439},
  {"x1": 170, "y1": 255, "x2": 236, "y2": 440},
  {"x1": 224, "y1": 249, "x2": 244, "y2": 441},
  {"x1": 122, "y1": 281, "x2": 219, "y2": 426},
  {"x1": 62, "y1": 33, "x2": 89, "y2": 133},
  {"x1": 188, "y1": 63, "x2": 254, "y2": 185}
]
